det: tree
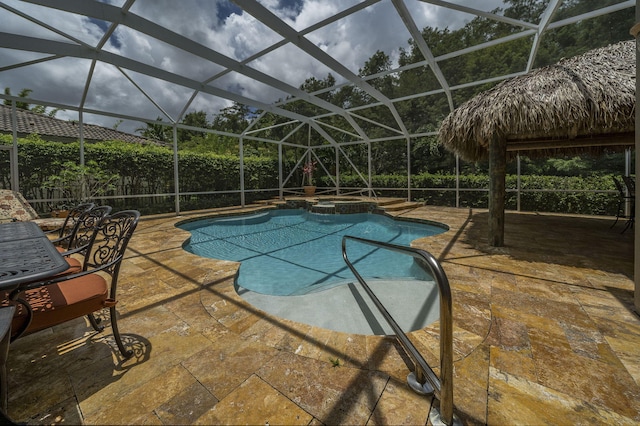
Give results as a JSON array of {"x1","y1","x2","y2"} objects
[
  {"x1": 42, "y1": 160, "x2": 119, "y2": 210},
  {"x1": 3, "y1": 87, "x2": 62, "y2": 117},
  {"x1": 178, "y1": 110, "x2": 209, "y2": 142},
  {"x1": 136, "y1": 117, "x2": 171, "y2": 142},
  {"x1": 211, "y1": 103, "x2": 251, "y2": 133},
  {"x1": 359, "y1": 51, "x2": 396, "y2": 97},
  {"x1": 4, "y1": 87, "x2": 32, "y2": 110}
]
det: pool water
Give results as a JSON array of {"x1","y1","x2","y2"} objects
[{"x1": 180, "y1": 209, "x2": 446, "y2": 296}]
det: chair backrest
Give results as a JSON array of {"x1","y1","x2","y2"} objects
[
  {"x1": 612, "y1": 176, "x2": 626, "y2": 196},
  {"x1": 52, "y1": 202, "x2": 94, "y2": 239},
  {"x1": 622, "y1": 175, "x2": 635, "y2": 196},
  {"x1": 82, "y1": 210, "x2": 140, "y2": 283},
  {"x1": 63, "y1": 205, "x2": 112, "y2": 252}
]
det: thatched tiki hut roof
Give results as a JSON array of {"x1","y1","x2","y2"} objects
[{"x1": 438, "y1": 40, "x2": 636, "y2": 247}]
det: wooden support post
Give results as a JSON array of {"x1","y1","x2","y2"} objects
[{"x1": 489, "y1": 134, "x2": 506, "y2": 247}]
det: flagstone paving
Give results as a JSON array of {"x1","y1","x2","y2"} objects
[{"x1": 6, "y1": 204, "x2": 639, "y2": 425}]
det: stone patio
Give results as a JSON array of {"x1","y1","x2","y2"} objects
[{"x1": 6, "y1": 204, "x2": 639, "y2": 425}]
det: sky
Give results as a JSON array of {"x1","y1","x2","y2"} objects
[{"x1": 0, "y1": 0, "x2": 510, "y2": 134}]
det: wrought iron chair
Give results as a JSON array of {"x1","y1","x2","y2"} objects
[
  {"x1": 611, "y1": 176, "x2": 634, "y2": 232},
  {"x1": 45, "y1": 202, "x2": 94, "y2": 242},
  {"x1": 54, "y1": 205, "x2": 112, "y2": 275},
  {"x1": 53, "y1": 205, "x2": 111, "y2": 251},
  {"x1": 5, "y1": 210, "x2": 140, "y2": 358},
  {"x1": 622, "y1": 175, "x2": 635, "y2": 197},
  {"x1": 621, "y1": 175, "x2": 635, "y2": 232}
]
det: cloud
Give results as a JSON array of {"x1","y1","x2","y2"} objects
[{"x1": 0, "y1": 0, "x2": 515, "y2": 133}]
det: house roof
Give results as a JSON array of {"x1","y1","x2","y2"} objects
[{"x1": 0, "y1": 104, "x2": 160, "y2": 145}]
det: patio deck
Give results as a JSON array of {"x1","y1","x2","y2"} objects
[{"x1": 6, "y1": 205, "x2": 639, "y2": 425}]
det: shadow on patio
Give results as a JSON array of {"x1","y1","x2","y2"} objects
[{"x1": 5, "y1": 205, "x2": 640, "y2": 425}]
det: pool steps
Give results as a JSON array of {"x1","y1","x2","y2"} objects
[{"x1": 257, "y1": 196, "x2": 423, "y2": 212}]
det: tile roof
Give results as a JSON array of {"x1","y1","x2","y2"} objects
[{"x1": 0, "y1": 104, "x2": 160, "y2": 145}]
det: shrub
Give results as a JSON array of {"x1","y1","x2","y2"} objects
[{"x1": 1, "y1": 135, "x2": 619, "y2": 216}]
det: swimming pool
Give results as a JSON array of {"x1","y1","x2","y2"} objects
[{"x1": 180, "y1": 209, "x2": 447, "y2": 296}]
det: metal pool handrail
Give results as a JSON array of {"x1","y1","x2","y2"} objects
[{"x1": 341, "y1": 235, "x2": 454, "y2": 426}]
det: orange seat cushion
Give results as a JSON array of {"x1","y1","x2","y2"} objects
[
  {"x1": 33, "y1": 255, "x2": 81, "y2": 278},
  {"x1": 9, "y1": 273, "x2": 109, "y2": 336},
  {"x1": 64, "y1": 257, "x2": 82, "y2": 275}
]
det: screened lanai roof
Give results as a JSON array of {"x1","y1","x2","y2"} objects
[{"x1": 0, "y1": 0, "x2": 636, "y2": 147}]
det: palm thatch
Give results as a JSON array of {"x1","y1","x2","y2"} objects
[{"x1": 438, "y1": 40, "x2": 636, "y2": 161}]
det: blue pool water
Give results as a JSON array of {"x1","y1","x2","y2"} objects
[{"x1": 180, "y1": 209, "x2": 446, "y2": 296}]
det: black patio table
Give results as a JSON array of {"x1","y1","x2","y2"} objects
[
  {"x1": 0, "y1": 221, "x2": 70, "y2": 286},
  {"x1": 0, "y1": 220, "x2": 70, "y2": 421}
]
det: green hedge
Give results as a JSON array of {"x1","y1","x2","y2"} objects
[
  {"x1": 1, "y1": 135, "x2": 619, "y2": 216},
  {"x1": 332, "y1": 173, "x2": 618, "y2": 216},
  {"x1": 0, "y1": 135, "x2": 285, "y2": 214}
]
